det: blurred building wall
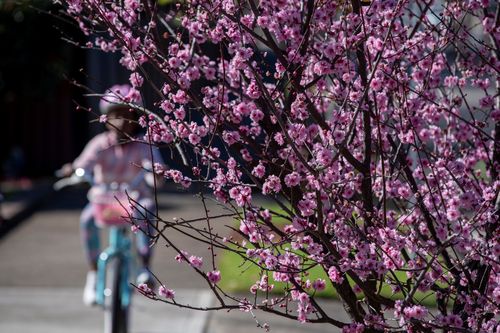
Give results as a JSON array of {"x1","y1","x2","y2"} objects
[
  {"x1": 0, "y1": 1, "x2": 177, "y2": 179},
  {"x1": 0, "y1": 2, "x2": 91, "y2": 178}
]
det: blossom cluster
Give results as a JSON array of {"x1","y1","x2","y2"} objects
[{"x1": 61, "y1": 0, "x2": 499, "y2": 331}]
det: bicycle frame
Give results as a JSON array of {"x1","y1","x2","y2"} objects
[{"x1": 95, "y1": 226, "x2": 132, "y2": 308}]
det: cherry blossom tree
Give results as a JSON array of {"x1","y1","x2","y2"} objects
[{"x1": 59, "y1": 0, "x2": 499, "y2": 332}]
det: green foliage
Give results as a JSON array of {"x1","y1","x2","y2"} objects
[
  {"x1": 218, "y1": 250, "x2": 438, "y2": 306},
  {"x1": 219, "y1": 202, "x2": 440, "y2": 306},
  {"x1": 157, "y1": 0, "x2": 178, "y2": 5}
]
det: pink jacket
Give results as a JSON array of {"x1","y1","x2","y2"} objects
[{"x1": 73, "y1": 131, "x2": 163, "y2": 197}]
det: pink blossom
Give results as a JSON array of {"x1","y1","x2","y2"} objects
[
  {"x1": 168, "y1": 57, "x2": 182, "y2": 68},
  {"x1": 298, "y1": 197, "x2": 316, "y2": 217},
  {"x1": 188, "y1": 133, "x2": 201, "y2": 145},
  {"x1": 483, "y1": 17, "x2": 494, "y2": 33},
  {"x1": 264, "y1": 256, "x2": 277, "y2": 269},
  {"x1": 403, "y1": 305, "x2": 428, "y2": 320},
  {"x1": 328, "y1": 267, "x2": 344, "y2": 284},
  {"x1": 175, "y1": 250, "x2": 189, "y2": 263},
  {"x1": 138, "y1": 283, "x2": 152, "y2": 294},
  {"x1": 262, "y1": 175, "x2": 281, "y2": 195},
  {"x1": 370, "y1": 77, "x2": 383, "y2": 91},
  {"x1": 412, "y1": 69, "x2": 426, "y2": 82},
  {"x1": 189, "y1": 255, "x2": 203, "y2": 269},
  {"x1": 129, "y1": 72, "x2": 144, "y2": 87},
  {"x1": 284, "y1": 172, "x2": 301, "y2": 187},
  {"x1": 313, "y1": 61, "x2": 332, "y2": 75},
  {"x1": 172, "y1": 90, "x2": 189, "y2": 104},
  {"x1": 256, "y1": 15, "x2": 269, "y2": 27},
  {"x1": 312, "y1": 278, "x2": 326, "y2": 291},
  {"x1": 229, "y1": 186, "x2": 252, "y2": 207},
  {"x1": 480, "y1": 96, "x2": 494, "y2": 108},
  {"x1": 222, "y1": 131, "x2": 241, "y2": 146},
  {"x1": 250, "y1": 109, "x2": 264, "y2": 122},
  {"x1": 130, "y1": 224, "x2": 140, "y2": 234},
  {"x1": 316, "y1": 147, "x2": 333, "y2": 167},
  {"x1": 66, "y1": 0, "x2": 82, "y2": 14},
  {"x1": 246, "y1": 81, "x2": 261, "y2": 99},
  {"x1": 158, "y1": 285, "x2": 175, "y2": 299},
  {"x1": 446, "y1": 208, "x2": 460, "y2": 222},
  {"x1": 342, "y1": 323, "x2": 364, "y2": 333},
  {"x1": 207, "y1": 270, "x2": 221, "y2": 284},
  {"x1": 298, "y1": 292, "x2": 309, "y2": 303},
  {"x1": 368, "y1": 36, "x2": 384, "y2": 51}
]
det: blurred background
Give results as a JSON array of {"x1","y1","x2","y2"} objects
[{"x1": 0, "y1": 0, "x2": 133, "y2": 184}]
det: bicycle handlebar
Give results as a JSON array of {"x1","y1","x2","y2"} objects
[
  {"x1": 53, "y1": 166, "x2": 151, "y2": 192},
  {"x1": 53, "y1": 168, "x2": 90, "y2": 191}
]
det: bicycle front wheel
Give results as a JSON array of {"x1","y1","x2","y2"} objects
[{"x1": 104, "y1": 257, "x2": 129, "y2": 333}]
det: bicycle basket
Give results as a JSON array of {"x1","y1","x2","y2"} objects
[{"x1": 89, "y1": 189, "x2": 137, "y2": 227}]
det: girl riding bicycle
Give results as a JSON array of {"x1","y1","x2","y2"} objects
[{"x1": 62, "y1": 84, "x2": 163, "y2": 306}]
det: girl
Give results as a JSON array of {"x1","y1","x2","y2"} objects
[{"x1": 63, "y1": 84, "x2": 163, "y2": 306}]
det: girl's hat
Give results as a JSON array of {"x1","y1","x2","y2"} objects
[{"x1": 99, "y1": 84, "x2": 143, "y2": 114}]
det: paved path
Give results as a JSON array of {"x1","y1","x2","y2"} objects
[
  {"x1": 0, "y1": 186, "x2": 348, "y2": 333},
  {"x1": 0, "y1": 287, "x2": 212, "y2": 333},
  {"x1": 0, "y1": 187, "x2": 218, "y2": 333}
]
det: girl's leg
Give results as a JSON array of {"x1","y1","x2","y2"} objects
[
  {"x1": 80, "y1": 202, "x2": 100, "y2": 306},
  {"x1": 80, "y1": 202, "x2": 100, "y2": 271}
]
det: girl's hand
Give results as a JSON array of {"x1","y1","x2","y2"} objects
[{"x1": 60, "y1": 163, "x2": 74, "y2": 177}]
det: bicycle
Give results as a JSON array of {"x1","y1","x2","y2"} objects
[
  {"x1": 94, "y1": 191, "x2": 133, "y2": 333},
  {"x1": 54, "y1": 168, "x2": 141, "y2": 333}
]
